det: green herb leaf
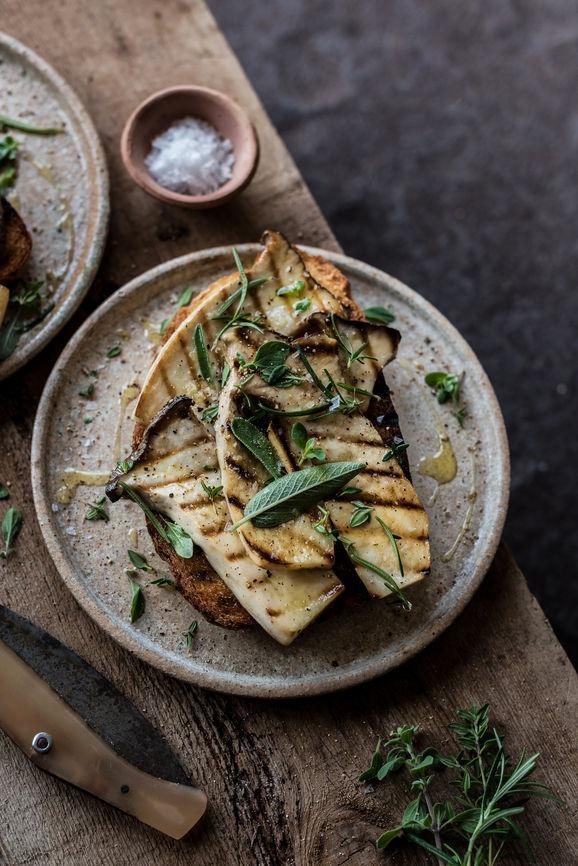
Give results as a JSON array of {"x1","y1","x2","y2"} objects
[
  {"x1": 79, "y1": 381, "x2": 95, "y2": 399},
  {"x1": 0, "y1": 114, "x2": 63, "y2": 135},
  {"x1": 116, "y1": 459, "x2": 134, "y2": 474},
  {"x1": 128, "y1": 549, "x2": 154, "y2": 572},
  {"x1": 376, "y1": 516, "x2": 404, "y2": 577},
  {"x1": 200, "y1": 478, "x2": 224, "y2": 502},
  {"x1": 291, "y1": 422, "x2": 326, "y2": 465},
  {"x1": 106, "y1": 346, "x2": 122, "y2": 358},
  {"x1": 425, "y1": 370, "x2": 466, "y2": 425},
  {"x1": 83, "y1": 416, "x2": 94, "y2": 425},
  {"x1": 117, "y1": 482, "x2": 194, "y2": 559},
  {"x1": 85, "y1": 497, "x2": 109, "y2": 522},
  {"x1": 159, "y1": 318, "x2": 170, "y2": 336},
  {"x1": 364, "y1": 305, "x2": 396, "y2": 325},
  {"x1": 277, "y1": 279, "x2": 306, "y2": 297},
  {"x1": 232, "y1": 461, "x2": 365, "y2": 530},
  {"x1": 383, "y1": 439, "x2": 409, "y2": 464},
  {"x1": 221, "y1": 361, "x2": 231, "y2": 387},
  {"x1": 231, "y1": 418, "x2": 284, "y2": 479},
  {"x1": 178, "y1": 285, "x2": 194, "y2": 307},
  {"x1": 182, "y1": 620, "x2": 198, "y2": 648},
  {"x1": 0, "y1": 484, "x2": 10, "y2": 500},
  {"x1": 0, "y1": 313, "x2": 22, "y2": 361},
  {"x1": 349, "y1": 500, "x2": 373, "y2": 527},
  {"x1": 337, "y1": 486, "x2": 362, "y2": 499},
  {"x1": 330, "y1": 314, "x2": 376, "y2": 368},
  {"x1": 295, "y1": 297, "x2": 312, "y2": 313},
  {"x1": 376, "y1": 827, "x2": 403, "y2": 850},
  {"x1": 164, "y1": 521, "x2": 194, "y2": 558},
  {"x1": 149, "y1": 577, "x2": 176, "y2": 589},
  {"x1": 358, "y1": 739, "x2": 384, "y2": 781},
  {"x1": 257, "y1": 400, "x2": 331, "y2": 419},
  {"x1": 201, "y1": 404, "x2": 219, "y2": 423},
  {"x1": 0, "y1": 134, "x2": 18, "y2": 195},
  {"x1": 193, "y1": 323, "x2": 214, "y2": 384},
  {"x1": 129, "y1": 578, "x2": 145, "y2": 623},
  {"x1": 1, "y1": 506, "x2": 22, "y2": 558}
]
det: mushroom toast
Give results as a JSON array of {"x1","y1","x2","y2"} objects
[{"x1": 106, "y1": 231, "x2": 430, "y2": 644}]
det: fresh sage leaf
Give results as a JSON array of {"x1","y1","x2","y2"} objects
[
  {"x1": 129, "y1": 578, "x2": 145, "y2": 623},
  {"x1": 232, "y1": 461, "x2": 365, "y2": 530},
  {"x1": 231, "y1": 418, "x2": 284, "y2": 479},
  {"x1": 193, "y1": 323, "x2": 214, "y2": 384},
  {"x1": 364, "y1": 305, "x2": 396, "y2": 325},
  {"x1": 1, "y1": 506, "x2": 22, "y2": 558}
]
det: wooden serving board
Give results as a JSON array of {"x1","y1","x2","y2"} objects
[{"x1": 0, "y1": 2, "x2": 577, "y2": 864}]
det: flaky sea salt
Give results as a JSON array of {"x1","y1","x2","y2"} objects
[{"x1": 145, "y1": 117, "x2": 235, "y2": 195}]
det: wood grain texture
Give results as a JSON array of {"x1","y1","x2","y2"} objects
[{"x1": 0, "y1": 1, "x2": 577, "y2": 864}]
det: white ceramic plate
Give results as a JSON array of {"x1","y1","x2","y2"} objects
[
  {"x1": 31, "y1": 245, "x2": 509, "y2": 697},
  {"x1": 0, "y1": 33, "x2": 109, "y2": 379}
]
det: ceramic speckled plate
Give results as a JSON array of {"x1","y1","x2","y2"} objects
[
  {"x1": 0, "y1": 33, "x2": 109, "y2": 379},
  {"x1": 31, "y1": 245, "x2": 509, "y2": 697}
]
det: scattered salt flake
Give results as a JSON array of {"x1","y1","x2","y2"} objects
[
  {"x1": 51, "y1": 503, "x2": 59, "y2": 512},
  {"x1": 145, "y1": 116, "x2": 235, "y2": 196},
  {"x1": 65, "y1": 526, "x2": 77, "y2": 536}
]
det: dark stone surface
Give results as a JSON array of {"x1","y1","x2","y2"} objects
[{"x1": 211, "y1": 0, "x2": 578, "y2": 666}]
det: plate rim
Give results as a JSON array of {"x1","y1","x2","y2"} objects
[
  {"x1": 31, "y1": 244, "x2": 510, "y2": 698},
  {"x1": 0, "y1": 32, "x2": 110, "y2": 380}
]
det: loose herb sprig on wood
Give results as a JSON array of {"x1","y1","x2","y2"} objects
[
  {"x1": 425, "y1": 371, "x2": 466, "y2": 427},
  {"x1": 1, "y1": 506, "x2": 22, "y2": 558},
  {"x1": 359, "y1": 704, "x2": 560, "y2": 865}
]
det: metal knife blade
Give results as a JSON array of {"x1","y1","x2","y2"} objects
[{"x1": 0, "y1": 605, "x2": 207, "y2": 838}]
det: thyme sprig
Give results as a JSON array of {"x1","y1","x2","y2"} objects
[
  {"x1": 425, "y1": 371, "x2": 467, "y2": 427},
  {"x1": 85, "y1": 497, "x2": 109, "y2": 522},
  {"x1": 211, "y1": 249, "x2": 267, "y2": 345},
  {"x1": 291, "y1": 422, "x2": 326, "y2": 465},
  {"x1": 330, "y1": 314, "x2": 376, "y2": 368},
  {"x1": 360, "y1": 704, "x2": 560, "y2": 865}
]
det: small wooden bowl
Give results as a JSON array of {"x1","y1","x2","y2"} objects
[{"x1": 121, "y1": 86, "x2": 259, "y2": 209}]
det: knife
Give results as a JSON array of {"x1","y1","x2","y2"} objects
[{"x1": 0, "y1": 605, "x2": 207, "y2": 839}]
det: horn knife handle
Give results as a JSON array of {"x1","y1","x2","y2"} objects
[{"x1": 0, "y1": 640, "x2": 206, "y2": 839}]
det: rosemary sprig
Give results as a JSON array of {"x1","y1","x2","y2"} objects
[
  {"x1": 338, "y1": 534, "x2": 409, "y2": 608},
  {"x1": 360, "y1": 704, "x2": 560, "y2": 865},
  {"x1": 0, "y1": 114, "x2": 63, "y2": 135},
  {"x1": 193, "y1": 323, "x2": 214, "y2": 384},
  {"x1": 376, "y1": 515, "x2": 404, "y2": 577},
  {"x1": 211, "y1": 249, "x2": 266, "y2": 345},
  {"x1": 85, "y1": 497, "x2": 109, "y2": 522},
  {"x1": 330, "y1": 314, "x2": 376, "y2": 368}
]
